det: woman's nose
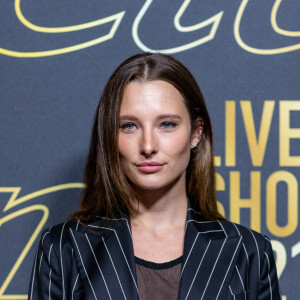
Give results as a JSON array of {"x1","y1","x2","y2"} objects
[{"x1": 140, "y1": 128, "x2": 157, "y2": 157}]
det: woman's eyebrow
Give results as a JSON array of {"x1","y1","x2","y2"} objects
[
  {"x1": 119, "y1": 114, "x2": 182, "y2": 121},
  {"x1": 119, "y1": 115, "x2": 139, "y2": 121},
  {"x1": 157, "y1": 114, "x2": 182, "y2": 120}
]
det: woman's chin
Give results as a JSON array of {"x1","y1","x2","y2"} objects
[{"x1": 130, "y1": 175, "x2": 184, "y2": 193}]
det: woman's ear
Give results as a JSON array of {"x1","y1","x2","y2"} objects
[{"x1": 190, "y1": 118, "x2": 203, "y2": 149}]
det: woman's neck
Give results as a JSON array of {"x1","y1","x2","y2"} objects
[
  {"x1": 130, "y1": 187, "x2": 188, "y2": 262},
  {"x1": 131, "y1": 187, "x2": 188, "y2": 233}
]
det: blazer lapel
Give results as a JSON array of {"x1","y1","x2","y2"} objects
[
  {"x1": 69, "y1": 217, "x2": 139, "y2": 300},
  {"x1": 68, "y1": 205, "x2": 242, "y2": 300},
  {"x1": 178, "y1": 208, "x2": 243, "y2": 300}
]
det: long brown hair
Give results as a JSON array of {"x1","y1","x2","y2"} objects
[{"x1": 70, "y1": 53, "x2": 223, "y2": 222}]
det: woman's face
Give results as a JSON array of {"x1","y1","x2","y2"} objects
[{"x1": 118, "y1": 80, "x2": 201, "y2": 192}]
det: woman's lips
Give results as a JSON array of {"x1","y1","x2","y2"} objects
[{"x1": 135, "y1": 162, "x2": 165, "y2": 173}]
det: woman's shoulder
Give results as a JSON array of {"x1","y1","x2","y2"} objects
[
  {"x1": 188, "y1": 207, "x2": 269, "y2": 252},
  {"x1": 37, "y1": 220, "x2": 81, "y2": 252},
  {"x1": 218, "y1": 219, "x2": 271, "y2": 253},
  {"x1": 43, "y1": 219, "x2": 79, "y2": 237},
  {"x1": 39, "y1": 217, "x2": 115, "y2": 248}
]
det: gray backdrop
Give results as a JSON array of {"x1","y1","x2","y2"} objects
[{"x1": 0, "y1": 0, "x2": 299, "y2": 299}]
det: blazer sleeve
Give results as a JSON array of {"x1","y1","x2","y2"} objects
[
  {"x1": 258, "y1": 236, "x2": 281, "y2": 300},
  {"x1": 28, "y1": 229, "x2": 63, "y2": 300}
]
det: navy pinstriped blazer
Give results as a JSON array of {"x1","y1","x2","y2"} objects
[{"x1": 28, "y1": 206, "x2": 281, "y2": 299}]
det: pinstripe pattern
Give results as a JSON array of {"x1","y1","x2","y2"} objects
[
  {"x1": 70, "y1": 230, "x2": 98, "y2": 299},
  {"x1": 216, "y1": 236, "x2": 243, "y2": 299},
  {"x1": 102, "y1": 237, "x2": 127, "y2": 299},
  {"x1": 38, "y1": 252, "x2": 44, "y2": 273},
  {"x1": 29, "y1": 252, "x2": 37, "y2": 300},
  {"x1": 60, "y1": 221, "x2": 67, "y2": 300},
  {"x1": 184, "y1": 239, "x2": 211, "y2": 300},
  {"x1": 217, "y1": 219, "x2": 228, "y2": 237},
  {"x1": 100, "y1": 226, "x2": 138, "y2": 292},
  {"x1": 201, "y1": 238, "x2": 227, "y2": 299},
  {"x1": 48, "y1": 243, "x2": 53, "y2": 300},
  {"x1": 72, "y1": 274, "x2": 79, "y2": 300},
  {"x1": 235, "y1": 265, "x2": 245, "y2": 291},
  {"x1": 247, "y1": 227, "x2": 261, "y2": 276},
  {"x1": 232, "y1": 222, "x2": 250, "y2": 290},
  {"x1": 48, "y1": 268, "x2": 52, "y2": 300},
  {"x1": 230, "y1": 288, "x2": 236, "y2": 300},
  {"x1": 85, "y1": 234, "x2": 111, "y2": 299},
  {"x1": 264, "y1": 252, "x2": 273, "y2": 299},
  {"x1": 180, "y1": 232, "x2": 199, "y2": 276},
  {"x1": 28, "y1": 204, "x2": 281, "y2": 299}
]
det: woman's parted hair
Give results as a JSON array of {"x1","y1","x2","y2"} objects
[{"x1": 70, "y1": 53, "x2": 223, "y2": 222}]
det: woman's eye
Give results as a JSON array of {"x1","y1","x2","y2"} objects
[
  {"x1": 161, "y1": 121, "x2": 177, "y2": 129},
  {"x1": 120, "y1": 122, "x2": 136, "y2": 131}
]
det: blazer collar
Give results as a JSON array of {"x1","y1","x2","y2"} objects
[{"x1": 69, "y1": 203, "x2": 242, "y2": 300}]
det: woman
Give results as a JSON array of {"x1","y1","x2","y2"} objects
[{"x1": 28, "y1": 53, "x2": 280, "y2": 299}]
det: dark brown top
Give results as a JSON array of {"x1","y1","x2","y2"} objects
[{"x1": 135, "y1": 255, "x2": 183, "y2": 300}]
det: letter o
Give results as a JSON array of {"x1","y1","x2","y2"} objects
[{"x1": 266, "y1": 171, "x2": 298, "y2": 237}]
